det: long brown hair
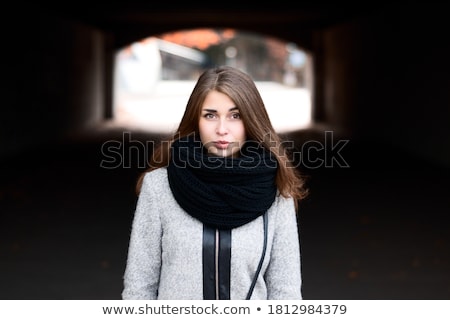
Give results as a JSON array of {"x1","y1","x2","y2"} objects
[{"x1": 136, "y1": 65, "x2": 308, "y2": 204}]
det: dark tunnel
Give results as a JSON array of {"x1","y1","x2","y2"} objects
[{"x1": 0, "y1": 3, "x2": 449, "y2": 299}]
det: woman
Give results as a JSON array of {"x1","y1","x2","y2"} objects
[{"x1": 122, "y1": 65, "x2": 308, "y2": 300}]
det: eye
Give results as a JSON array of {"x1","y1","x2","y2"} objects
[
  {"x1": 230, "y1": 112, "x2": 241, "y2": 119},
  {"x1": 203, "y1": 113, "x2": 216, "y2": 119}
]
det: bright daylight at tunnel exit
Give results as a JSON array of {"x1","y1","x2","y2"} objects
[{"x1": 112, "y1": 28, "x2": 313, "y2": 134}]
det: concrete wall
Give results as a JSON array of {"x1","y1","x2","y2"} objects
[
  {"x1": 321, "y1": 5, "x2": 450, "y2": 168},
  {"x1": 1, "y1": 10, "x2": 109, "y2": 160}
]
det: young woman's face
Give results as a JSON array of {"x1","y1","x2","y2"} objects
[{"x1": 198, "y1": 90, "x2": 246, "y2": 157}]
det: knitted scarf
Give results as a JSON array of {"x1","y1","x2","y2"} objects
[{"x1": 167, "y1": 134, "x2": 278, "y2": 229}]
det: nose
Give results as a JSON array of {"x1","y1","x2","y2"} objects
[{"x1": 216, "y1": 119, "x2": 228, "y2": 135}]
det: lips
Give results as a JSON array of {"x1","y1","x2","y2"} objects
[{"x1": 214, "y1": 141, "x2": 230, "y2": 149}]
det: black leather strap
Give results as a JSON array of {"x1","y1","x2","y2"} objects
[
  {"x1": 202, "y1": 226, "x2": 216, "y2": 299},
  {"x1": 202, "y1": 225, "x2": 231, "y2": 299},
  {"x1": 218, "y1": 229, "x2": 231, "y2": 299}
]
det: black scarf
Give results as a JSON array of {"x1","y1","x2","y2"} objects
[{"x1": 167, "y1": 134, "x2": 278, "y2": 229}]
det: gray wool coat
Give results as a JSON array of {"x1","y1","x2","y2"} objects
[{"x1": 122, "y1": 167, "x2": 302, "y2": 300}]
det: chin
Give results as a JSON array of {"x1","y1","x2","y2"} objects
[{"x1": 208, "y1": 147, "x2": 231, "y2": 158}]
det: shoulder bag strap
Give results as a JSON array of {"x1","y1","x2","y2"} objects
[{"x1": 246, "y1": 211, "x2": 268, "y2": 300}]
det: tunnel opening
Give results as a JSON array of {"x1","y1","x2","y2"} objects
[{"x1": 110, "y1": 28, "x2": 313, "y2": 135}]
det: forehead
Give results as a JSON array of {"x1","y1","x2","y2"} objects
[{"x1": 202, "y1": 91, "x2": 236, "y2": 111}]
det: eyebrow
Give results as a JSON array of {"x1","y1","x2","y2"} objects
[{"x1": 202, "y1": 107, "x2": 239, "y2": 113}]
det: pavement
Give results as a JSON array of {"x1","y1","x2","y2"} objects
[{"x1": 1, "y1": 124, "x2": 449, "y2": 299}]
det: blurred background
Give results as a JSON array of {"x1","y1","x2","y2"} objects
[
  {"x1": 0, "y1": 3, "x2": 449, "y2": 299},
  {"x1": 112, "y1": 29, "x2": 312, "y2": 133}
]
